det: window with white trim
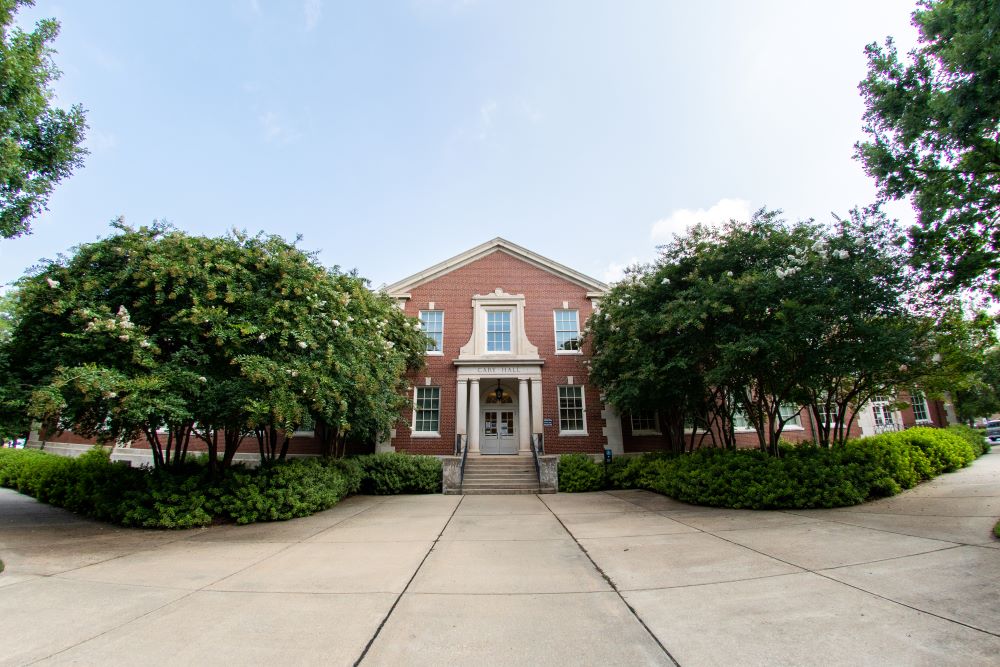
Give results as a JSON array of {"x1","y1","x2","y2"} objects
[
  {"x1": 558, "y1": 385, "x2": 586, "y2": 433},
  {"x1": 816, "y1": 407, "x2": 839, "y2": 428},
  {"x1": 872, "y1": 395, "x2": 895, "y2": 427},
  {"x1": 486, "y1": 310, "x2": 512, "y2": 352},
  {"x1": 554, "y1": 309, "x2": 581, "y2": 352},
  {"x1": 419, "y1": 310, "x2": 444, "y2": 353},
  {"x1": 414, "y1": 386, "x2": 440, "y2": 433},
  {"x1": 911, "y1": 389, "x2": 930, "y2": 423},
  {"x1": 732, "y1": 409, "x2": 752, "y2": 430},
  {"x1": 779, "y1": 403, "x2": 802, "y2": 427},
  {"x1": 630, "y1": 410, "x2": 659, "y2": 434}
]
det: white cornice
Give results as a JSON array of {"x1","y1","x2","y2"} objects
[{"x1": 383, "y1": 237, "x2": 609, "y2": 296}]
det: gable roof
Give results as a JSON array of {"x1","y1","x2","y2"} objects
[{"x1": 383, "y1": 237, "x2": 608, "y2": 297}]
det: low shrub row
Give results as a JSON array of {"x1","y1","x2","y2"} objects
[
  {"x1": 0, "y1": 448, "x2": 442, "y2": 528},
  {"x1": 559, "y1": 426, "x2": 989, "y2": 509}
]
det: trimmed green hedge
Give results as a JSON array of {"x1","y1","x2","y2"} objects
[
  {"x1": 559, "y1": 426, "x2": 988, "y2": 509},
  {"x1": 0, "y1": 448, "x2": 441, "y2": 528}
]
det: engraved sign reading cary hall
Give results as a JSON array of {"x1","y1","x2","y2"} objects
[{"x1": 476, "y1": 367, "x2": 521, "y2": 375}]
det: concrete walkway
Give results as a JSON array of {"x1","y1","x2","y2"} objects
[{"x1": 1, "y1": 451, "x2": 998, "y2": 666}]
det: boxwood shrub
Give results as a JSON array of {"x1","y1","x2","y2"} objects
[
  {"x1": 558, "y1": 426, "x2": 988, "y2": 510},
  {"x1": 0, "y1": 448, "x2": 442, "y2": 528},
  {"x1": 558, "y1": 453, "x2": 605, "y2": 492}
]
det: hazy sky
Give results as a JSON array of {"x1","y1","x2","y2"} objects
[{"x1": 2, "y1": 0, "x2": 922, "y2": 289}]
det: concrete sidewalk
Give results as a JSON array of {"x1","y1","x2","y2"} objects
[{"x1": 1, "y1": 451, "x2": 998, "y2": 666}]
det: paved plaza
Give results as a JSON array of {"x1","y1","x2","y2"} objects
[{"x1": 1, "y1": 450, "x2": 998, "y2": 666}]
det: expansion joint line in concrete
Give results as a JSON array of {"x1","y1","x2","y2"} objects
[
  {"x1": 541, "y1": 494, "x2": 682, "y2": 667},
  {"x1": 353, "y1": 496, "x2": 466, "y2": 667}
]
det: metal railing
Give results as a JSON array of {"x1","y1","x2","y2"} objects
[
  {"x1": 874, "y1": 422, "x2": 903, "y2": 434},
  {"x1": 457, "y1": 434, "x2": 469, "y2": 484},
  {"x1": 530, "y1": 433, "x2": 543, "y2": 479}
]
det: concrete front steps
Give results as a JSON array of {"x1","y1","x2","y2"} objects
[{"x1": 461, "y1": 456, "x2": 542, "y2": 495}]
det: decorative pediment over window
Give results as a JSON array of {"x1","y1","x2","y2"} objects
[{"x1": 458, "y1": 288, "x2": 540, "y2": 361}]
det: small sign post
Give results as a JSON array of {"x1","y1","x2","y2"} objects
[{"x1": 543, "y1": 418, "x2": 553, "y2": 427}]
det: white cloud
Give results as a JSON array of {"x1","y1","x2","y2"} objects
[
  {"x1": 650, "y1": 198, "x2": 752, "y2": 243},
  {"x1": 304, "y1": 0, "x2": 322, "y2": 30},
  {"x1": 480, "y1": 100, "x2": 497, "y2": 127},
  {"x1": 602, "y1": 257, "x2": 640, "y2": 284},
  {"x1": 259, "y1": 111, "x2": 299, "y2": 145}
]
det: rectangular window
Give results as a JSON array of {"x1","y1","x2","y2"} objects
[
  {"x1": 911, "y1": 390, "x2": 930, "y2": 422},
  {"x1": 486, "y1": 310, "x2": 511, "y2": 352},
  {"x1": 554, "y1": 309, "x2": 581, "y2": 352},
  {"x1": 779, "y1": 403, "x2": 802, "y2": 427},
  {"x1": 630, "y1": 410, "x2": 658, "y2": 434},
  {"x1": 872, "y1": 395, "x2": 895, "y2": 427},
  {"x1": 419, "y1": 310, "x2": 444, "y2": 353},
  {"x1": 414, "y1": 387, "x2": 440, "y2": 433},
  {"x1": 558, "y1": 386, "x2": 586, "y2": 433},
  {"x1": 732, "y1": 409, "x2": 752, "y2": 430}
]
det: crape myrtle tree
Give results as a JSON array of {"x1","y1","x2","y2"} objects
[
  {"x1": 857, "y1": 0, "x2": 1000, "y2": 297},
  {"x1": 3, "y1": 221, "x2": 426, "y2": 471},
  {"x1": 587, "y1": 208, "x2": 928, "y2": 455},
  {"x1": 0, "y1": 0, "x2": 87, "y2": 238}
]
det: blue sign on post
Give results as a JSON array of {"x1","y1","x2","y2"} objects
[
  {"x1": 543, "y1": 418, "x2": 553, "y2": 427},
  {"x1": 604, "y1": 448, "x2": 613, "y2": 464}
]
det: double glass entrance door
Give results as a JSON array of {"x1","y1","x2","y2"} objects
[{"x1": 481, "y1": 409, "x2": 517, "y2": 455}]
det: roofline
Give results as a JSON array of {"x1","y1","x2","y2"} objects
[{"x1": 383, "y1": 237, "x2": 609, "y2": 297}]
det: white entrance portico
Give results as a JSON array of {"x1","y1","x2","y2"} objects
[{"x1": 455, "y1": 364, "x2": 543, "y2": 454}]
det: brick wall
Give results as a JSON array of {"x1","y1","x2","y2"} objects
[{"x1": 392, "y1": 249, "x2": 604, "y2": 455}]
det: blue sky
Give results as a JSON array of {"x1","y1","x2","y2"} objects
[{"x1": 2, "y1": 0, "x2": 920, "y2": 288}]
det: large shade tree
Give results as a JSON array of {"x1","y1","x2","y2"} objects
[
  {"x1": 856, "y1": 0, "x2": 1000, "y2": 296},
  {"x1": 0, "y1": 0, "x2": 87, "y2": 238},
  {"x1": 2, "y1": 221, "x2": 426, "y2": 470},
  {"x1": 588, "y1": 209, "x2": 929, "y2": 455}
]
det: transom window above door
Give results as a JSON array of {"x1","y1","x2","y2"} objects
[{"x1": 486, "y1": 310, "x2": 512, "y2": 352}]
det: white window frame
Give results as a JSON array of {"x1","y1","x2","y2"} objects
[
  {"x1": 412, "y1": 386, "x2": 441, "y2": 437},
  {"x1": 419, "y1": 310, "x2": 444, "y2": 355},
  {"x1": 732, "y1": 408, "x2": 754, "y2": 431},
  {"x1": 910, "y1": 389, "x2": 931, "y2": 423},
  {"x1": 486, "y1": 309, "x2": 512, "y2": 353},
  {"x1": 872, "y1": 395, "x2": 895, "y2": 427},
  {"x1": 630, "y1": 410, "x2": 660, "y2": 435},
  {"x1": 557, "y1": 385, "x2": 587, "y2": 435},
  {"x1": 553, "y1": 309, "x2": 582, "y2": 354},
  {"x1": 779, "y1": 403, "x2": 803, "y2": 430},
  {"x1": 294, "y1": 413, "x2": 316, "y2": 437}
]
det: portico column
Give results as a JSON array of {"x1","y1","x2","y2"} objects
[
  {"x1": 455, "y1": 379, "x2": 468, "y2": 449},
  {"x1": 531, "y1": 378, "x2": 543, "y2": 435},
  {"x1": 518, "y1": 378, "x2": 530, "y2": 452},
  {"x1": 468, "y1": 379, "x2": 480, "y2": 453}
]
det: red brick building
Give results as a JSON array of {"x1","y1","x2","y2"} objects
[{"x1": 382, "y1": 238, "x2": 611, "y2": 457}]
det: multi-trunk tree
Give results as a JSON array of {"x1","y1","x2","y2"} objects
[
  {"x1": 587, "y1": 208, "x2": 931, "y2": 455},
  {"x1": 2, "y1": 221, "x2": 426, "y2": 470}
]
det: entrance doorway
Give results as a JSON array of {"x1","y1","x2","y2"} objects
[{"x1": 481, "y1": 407, "x2": 518, "y2": 455}]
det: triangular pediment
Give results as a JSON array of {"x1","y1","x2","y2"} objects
[{"x1": 383, "y1": 237, "x2": 608, "y2": 297}]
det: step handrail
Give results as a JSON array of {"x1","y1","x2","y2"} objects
[
  {"x1": 458, "y1": 434, "x2": 469, "y2": 484},
  {"x1": 530, "y1": 433, "x2": 542, "y2": 480}
]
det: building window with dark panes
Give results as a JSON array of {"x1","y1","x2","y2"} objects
[
  {"x1": 558, "y1": 385, "x2": 586, "y2": 433},
  {"x1": 414, "y1": 386, "x2": 440, "y2": 433},
  {"x1": 554, "y1": 309, "x2": 581, "y2": 352}
]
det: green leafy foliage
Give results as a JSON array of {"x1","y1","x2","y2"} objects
[
  {"x1": 0, "y1": 449, "x2": 441, "y2": 528},
  {"x1": 946, "y1": 423, "x2": 990, "y2": 456},
  {"x1": 354, "y1": 453, "x2": 441, "y2": 494},
  {"x1": 2, "y1": 222, "x2": 426, "y2": 471},
  {"x1": 562, "y1": 428, "x2": 985, "y2": 509},
  {"x1": 0, "y1": 0, "x2": 87, "y2": 238},
  {"x1": 588, "y1": 208, "x2": 929, "y2": 453},
  {"x1": 557, "y1": 454, "x2": 605, "y2": 492},
  {"x1": 856, "y1": 0, "x2": 1000, "y2": 296}
]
